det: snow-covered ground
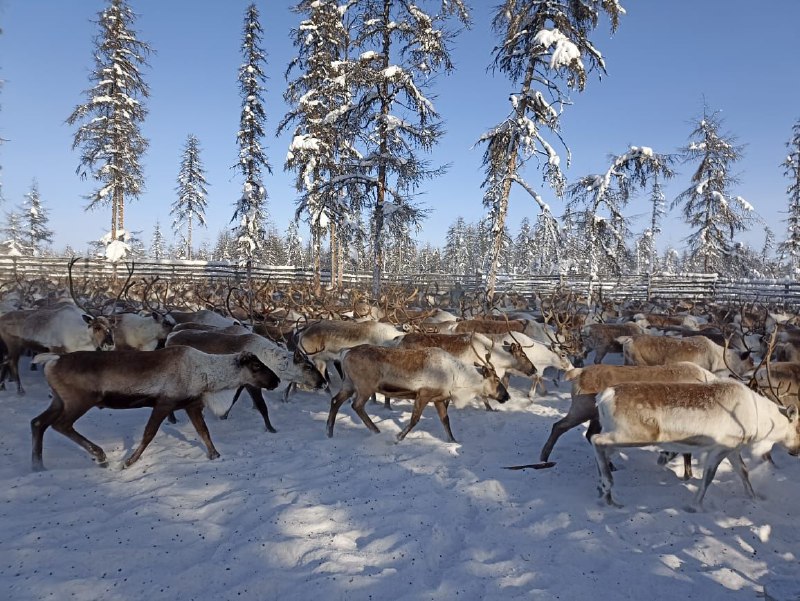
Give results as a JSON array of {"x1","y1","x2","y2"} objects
[{"x1": 1, "y1": 358, "x2": 799, "y2": 601}]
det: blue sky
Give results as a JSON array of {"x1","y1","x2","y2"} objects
[{"x1": 0, "y1": 0, "x2": 798, "y2": 256}]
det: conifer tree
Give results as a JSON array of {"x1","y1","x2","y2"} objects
[
  {"x1": 779, "y1": 119, "x2": 800, "y2": 275},
  {"x1": 20, "y1": 180, "x2": 53, "y2": 256},
  {"x1": 2, "y1": 210, "x2": 25, "y2": 254},
  {"x1": 673, "y1": 107, "x2": 754, "y2": 273},
  {"x1": 282, "y1": 0, "x2": 356, "y2": 289},
  {"x1": 231, "y1": 3, "x2": 271, "y2": 264},
  {"x1": 150, "y1": 221, "x2": 166, "y2": 260},
  {"x1": 478, "y1": 0, "x2": 624, "y2": 298},
  {"x1": 67, "y1": 0, "x2": 151, "y2": 242},
  {"x1": 568, "y1": 146, "x2": 673, "y2": 297},
  {"x1": 343, "y1": 0, "x2": 469, "y2": 296},
  {"x1": 172, "y1": 134, "x2": 209, "y2": 260}
]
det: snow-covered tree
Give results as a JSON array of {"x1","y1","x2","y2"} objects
[
  {"x1": 213, "y1": 228, "x2": 236, "y2": 262},
  {"x1": 341, "y1": 0, "x2": 469, "y2": 296},
  {"x1": 150, "y1": 221, "x2": 166, "y2": 260},
  {"x1": 2, "y1": 210, "x2": 24, "y2": 249},
  {"x1": 281, "y1": 0, "x2": 357, "y2": 289},
  {"x1": 530, "y1": 210, "x2": 562, "y2": 274},
  {"x1": 172, "y1": 134, "x2": 209, "y2": 260},
  {"x1": 67, "y1": 0, "x2": 151, "y2": 242},
  {"x1": 673, "y1": 107, "x2": 755, "y2": 273},
  {"x1": 284, "y1": 219, "x2": 304, "y2": 267},
  {"x1": 20, "y1": 180, "x2": 53, "y2": 256},
  {"x1": 779, "y1": 119, "x2": 800, "y2": 275},
  {"x1": 478, "y1": 0, "x2": 624, "y2": 298},
  {"x1": 231, "y1": 3, "x2": 271, "y2": 264},
  {"x1": 567, "y1": 146, "x2": 673, "y2": 297},
  {"x1": 443, "y1": 217, "x2": 469, "y2": 274}
]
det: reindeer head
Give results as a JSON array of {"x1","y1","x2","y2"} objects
[
  {"x1": 235, "y1": 351, "x2": 280, "y2": 391},
  {"x1": 83, "y1": 314, "x2": 115, "y2": 350}
]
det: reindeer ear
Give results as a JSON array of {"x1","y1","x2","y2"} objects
[
  {"x1": 739, "y1": 351, "x2": 751, "y2": 361},
  {"x1": 151, "y1": 311, "x2": 160, "y2": 321},
  {"x1": 785, "y1": 405, "x2": 799, "y2": 423},
  {"x1": 236, "y1": 351, "x2": 256, "y2": 367},
  {"x1": 82, "y1": 314, "x2": 93, "y2": 325}
]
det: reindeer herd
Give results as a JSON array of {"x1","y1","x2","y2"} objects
[{"x1": 1, "y1": 262, "x2": 800, "y2": 512}]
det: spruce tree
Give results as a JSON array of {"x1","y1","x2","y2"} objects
[
  {"x1": 67, "y1": 0, "x2": 151, "y2": 242},
  {"x1": 673, "y1": 107, "x2": 754, "y2": 273},
  {"x1": 231, "y1": 3, "x2": 271, "y2": 264},
  {"x1": 779, "y1": 119, "x2": 800, "y2": 275},
  {"x1": 150, "y1": 221, "x2": 166, "y2": 260},
  {"x1": 20, "y1": 180, "x2": 53, "y2": 256},
  {"x1": 340, "y1": 0, "x2": 469, "y2": 296},
  {"x1": 172, "y1": 134, "x2": 209, "y2": 260}
]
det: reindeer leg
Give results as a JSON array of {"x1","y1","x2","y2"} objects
[
  {"x1": 246, "y1": 385, "x2": 277, "y2": 433},
  {"x1": 396, "y1": 395, "x2": 429, "y2": 442},
  {"x1": 282, "y1": 381, "x2": 297, "y2": 403},
  {"x1": 351, "y1": 393, "x2": 380, "y2": 434},
  {"x1": 540, "y1": 395, "x2": 597, "y2": 463},
  {"x1": 433, "y1": 399, "x2": 457, "y2": 443},
  {"x1": 682, "y1": 453, "x2": 693, "y2": 480},
  {"x1": 123, "y1": 406, "x2": 172, "y2": 467},
  {"x1": 728, "y1": 452, "x2": 756, "y2": 499},
  {"x1": 30, "y1": 394, "x2": 67, "y2": 471},
  {"x1": 590, "y1": 434, "x2": 621, "y2": 508},
  {"x1": 53, "y1": 423, "x2": 109, "y2": 467},
  {"x1": 167, "y1": 412, "x2": 178, "y2": 424},
  {"x1": 185, "y1": 404, "x2": 221, "y2": 460},
  {"x1": 689, "y1": 448, "x2": 730, "y2": 512},
  {"x1": 220, "y1": 386, "x2": 245, "y2": 420},
  {"x1": 326, "y1": 384, "x2": 354, "y2": 437}
]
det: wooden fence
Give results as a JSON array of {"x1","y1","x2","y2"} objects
[{"x1": 1, "y1": 255, "x2": 799, "y2": 306}]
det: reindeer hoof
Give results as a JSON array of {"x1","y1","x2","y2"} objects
[
  {"x1": 32, "y1": 462, "x2": 45, "y2": 472},
  {"x1": 266, "y1": 425, "x2": 277, "y2": 434},
  {"x1": 208, "y1": 450, "x2": 220, "y2": 460}
]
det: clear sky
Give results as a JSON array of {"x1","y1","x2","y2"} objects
[{"x1": 0, "y1": 0, "x2": 798, "y2": 257}]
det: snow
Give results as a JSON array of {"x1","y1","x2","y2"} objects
[{"x1": 2, "y1": 356, "x2": 800, "y2": 601}]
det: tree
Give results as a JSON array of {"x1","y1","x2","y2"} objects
[
  {"x1": 567, "y1": 146, "x2": 673, "y2": 298},
  {"x1": 673, "y1": 107, "x2": 755, "y2": 273},
  {"x1": 231, "y1": 3, "x2": 271, "y2": 264},
  {"x1": 67, "y1": 0, "x2": 151, "y2": 242},
  {"x1": 284, "y1": 219, "x2": 304, "y2": 267},
  {"x1": 779, "y1": 119, "x2": 800, "y2": 275},
  {"x1": 281, "y1": 0, "x2": 357, "y2": 289},
  {"x1": 20, "y1": 179, "x2": 53, "y2": 256},
  {"x1": 342, "y1": 0, "x2": 469, "y2": 297},
  {"x1": 172, "y1": 134, "x2": 209, "y2": 260},
  {"x1": 150, "y1": 221, "x2": 166, "y2": 260},
  {"x1": 477, "y1": 0, "x2": 624, "y2": 298},
  {"x1": 2, "y1": 210, "x2": 24, "y2": 253}
]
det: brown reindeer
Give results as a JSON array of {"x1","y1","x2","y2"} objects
[{"x1": 31, "y1": 347, "x2": 280, "y2": 470}]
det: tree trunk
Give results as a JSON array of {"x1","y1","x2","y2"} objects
[
  {"x1": 371, "y1": 0, "x2": 392, "y2": 300},
  {"x1": 485, "y1": 62, "x2": 534, "y2": 301},
  {"x1": 187, "y1": 215, "x2": 193, "y2": 260},
  {"x1": 330, "y1": 220, "x2": 338, "y2": 289},
  {"x1": 312, "y1": 225, "x2": 321, "y2": 294}
]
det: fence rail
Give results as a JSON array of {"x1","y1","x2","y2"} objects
[{"x1": 1, "y1": 255, "x2": 799, "y2": 306}]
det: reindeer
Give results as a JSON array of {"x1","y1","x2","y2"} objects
[
  {"x1": 326, "y1": 345, "x2": 510, "y2": 442},
  {"x1": 591, "y1": 380, "x2": 800, "y2": 510},
  {"x1": 165, "y1": 329, "x2": 326, "y2": 430},
  {"x1": 295, "y1": 319, "x2": 404, "y2": 383},
  {"x1": 618, "y1": 334, "x2": 754, "y2": 377},
  {"x1": 31, "y1": 347, "x2": 280, "y2": 470},
  {"x1": 396, "y1": 331, "x2": 536, "y2": 410},
  {"x1": 112, "y1": 311, "x2": 175, "y2": 351},
  {"x1": 0, "y1": 303, "x2": 115, "y2": 393},
  {"x1": 581, "y1": 322, "x2": 647, "y2": 364},
  {"x1": 537, "y1": 362, "x2": 717, "y2": 474}
]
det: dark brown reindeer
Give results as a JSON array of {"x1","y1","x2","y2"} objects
[{"x1": 31, "y1": 347, "x2": 280, "y2": 470}]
